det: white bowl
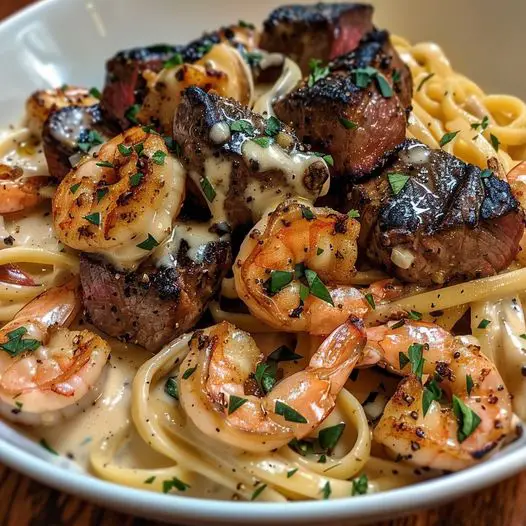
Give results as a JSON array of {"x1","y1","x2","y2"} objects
[{"x1": 1, "y1": 0, "x2": 525, "y2": 524}]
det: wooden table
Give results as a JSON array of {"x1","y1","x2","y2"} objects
[{"x1": 1, "y1": 0, "x2": 526, "y2": 525}]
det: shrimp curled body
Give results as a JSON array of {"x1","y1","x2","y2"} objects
[
  {"x1": 0, "y1": 279, "x2": 111, "y2": 426},
  {"x1": 179, "y1": 319, "x2": 366, "y2": 453},
  {"x1": 234, "y1": 199, "x2": 369, "y2": 336},
  {"x1": 365, "y1": 321, "x2": 514, "y2": 471},
  {"x1": 52, "y1": 126, "x2": 186, "y2": 270}
]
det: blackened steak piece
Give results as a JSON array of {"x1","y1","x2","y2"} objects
[
  {"x1": 42, "y1": 104, "x2": 117, "y2": 180},
  {"x1": 349, "y1": 140, "x2": 524, "y2": 285},
  {"x1": 101, "y1": 44, "x2": 181, "y2": 129},
  {"x1": 274, "y1": 30, "x2": 412, "y2": 181},
  {"x1": 260, "y1": 3, "x2": 374, "y2": 75},
  {"x1": 173, "y1": 87, "x2": 330, "y2": 229},
  {"x1": 81, "y1": 225, "x2": 231, "y2": 351}
]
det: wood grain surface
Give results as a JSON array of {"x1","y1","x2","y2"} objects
[{"x1": 1, "y1": 1, "x2": 525, "y2": 525}]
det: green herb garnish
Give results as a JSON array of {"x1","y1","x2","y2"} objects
[
  {"x1": 318, "y1": 423, "x2": 345, "y2": 451},
  {"x1": 471, "y1": 115, "x2": 489, "y2": 131},
  {"x1": 452, "y1": 395, "x2": 481, "y2": 443},
  {"x1": 422, "y1": 379, "x2": 442, "y2": 416},
  {"x1": 163, "y1": 53, "x2": 184, "y2": 69},
  {"x1": 229, "y1": 119, "x2": 255, "y2": 136},
  {"x1": 347, "y1": 209, "x2": 360, "y2": 219},
  {"x1": 254, "y1": 363, "x2": 276, "y2": 394},
  {"x1": 321, "y1": 481, "x2": 331, "y2": 500},
  {"x1": 0, "y1": 327, "x2": 41, "y2": 357},
  {"x1": 70, "y1": 183, "x2": 80, "y2": 194},
  {"x1": 251, "y1": 484, "x2": 267, "y2": 501},
  {"x1": 439, "y1": 131, "x2": 459, "y2": 148},
  {"x1": 266, "y1": 270, "x2": 294, "y2": 294},
  {"x1": 164, "y1": 377, "x2": 178, "y2": 400},
  {"x1": 408, "y1": 310, "x2": 422, "y2": 321},
  {"x1": 287, "y1": 468, "x2": 298, "y2": 478},
  {"x1": 408, "y1": 343, "x2": 425, "y2": 381},
  {"x1": 364, "y1": 293, "x2": 375, "y2": 310},
  {"x1": 305, "y1": 269, "x2": 333, "y2": 306},
  {"x1": 339, "y1": 118, "x2": 357, "y2": 130},
  {"x1": 136, "y1": 233, "x2": 159, "y2": 251},
  {"x1": 200, "y1": 176, "x2": 216, "y2": 202},
  {"x1": 490, "y1": 133, "x2": 500, "y2": 152},
  {"x1": 252, "y1": 137, "x2": 273, "y2": 148},
  {"x1": 264, "y1": 116, "x2": 281, "y2": 136},
  {"x1": 96, "y1": 160, "x2": 114, "y2": 168},
  {"x1": 267, "y1": 345, "x2": 302, "y2": 362},
  {"x1": 308, "y1": 58, "x2": 330, "y2": 87},
  {"x1": 125, "y1": 104, "x2": 141, "y2": 124},
  {"x1": 478, "y1": 319, "x2": 491, "y2": 329},
  {"x1": 89, "y1": 87, "x2": 102, "y2": 99},
  {"x1": 387, "y1": 172, "x2": 409, "y2": 195},
  {"x1": 162, "y1": 477, "x2": 190, "y2": 493},
  {"x1": 228, "y1": 395, "x2": 248, "y2": 415},
  {"x1": 84, "y1": 212, "x2": 101, "y2": 226},
  {"x1": 466, "y1": 374, "x2": 474, "y2": 396},
  {"x1": 78, "y1": 130, "x2": 104, "y2": 153},
  {"x1": 275, "y1": 401, "x2": 307, "y2": 424},
  {"x1": 300, "y1": 205, "x2": 316, "y2": 220},
  {"x1": 144, "y1": 476, "x2": 156, "y2": 484},
  {"x1": 96, "y1": 187, "x2": 109, "y2": 202},
  {"x1": 351, "y1": 474, "x2": 368, "y2": 496},
  {"x1": 118, "y1": 143, "x2": 132, "y2": 156},
  {"x1": 480, "y1": 169, "x2": 493, "y2": 178},
  {"x1": 39, "y1": 438, "x2": 59, "y2": 455},
  {"x1": 182, "y1": 366, "x2": 197, "y2": 380},
  {"x1": 152, "y1": 150, "x2": 167, "y2": 165}
]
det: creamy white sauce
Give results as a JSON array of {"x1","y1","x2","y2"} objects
[
  {"x1": 400, "y1": 143, "x2": 430, "y2": 165},
  {"x1": 253, "y1": 57, "x2": 302, "y2": 116},
  {"x1": 0, "y1": 128, "x2": 49, "y2": 177},
  {"x1": 154, "y1": 222, "x2": 223, "y2": 267}
]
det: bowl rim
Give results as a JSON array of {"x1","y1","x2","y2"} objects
[{"x1": 1, "y1": 0, "x2": 526, "y2": 523}]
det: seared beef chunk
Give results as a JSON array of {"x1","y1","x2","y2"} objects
[
  {"x1": 81, "y1": 227, "x2": 231, "y2": 351},
  {"x1": 173, "y1": 87, "x2": 330, "y2": 229},
  {"x1": 101, "y1": 25, "x2": 258, "y2": 130},
  {"x1": 260, "y1": 3, "x2": 374, "y2": 75},
  {"x1": 42, "y1": 104, "x2": 116, "y2": 180},
  {"x1": 350, "y1": 140, "x2": 524, "y2": 285},
  {"x1": 101, "y1": 45, "x2": 181, "y2": 129},
  {"x1": 274, "y1": 30, "x2": 412, "y2": 181}
]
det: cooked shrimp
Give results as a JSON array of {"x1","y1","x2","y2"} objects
[
  {"x1": 139, "y1": 43, "x2": 253, "y2": 134},
  {"x1": 234, "y1": 199, "x2": 370, "y2": 335},
  {"x1": 178, "y1": 318, "x2": 366, "y2": 452},
  {"x1": 25, "y1": 86, "x2": 98, "y2": 137},
  {"x1": 0, "y1": 278, "x2": 111, "y2": 426},
  {"x1": 52, "y1": 126, "x2": 186, "y2": 270},
  {"x1": 0, "y1": 164, "x2": 47, "y2": 214},
  {"x1": 365, "y1": 320, "x2": 513, "y2": 470}
]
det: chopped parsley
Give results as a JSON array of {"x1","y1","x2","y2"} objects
[
  {"x1": 480, "y1": 169, "x2": 493, "y2": 178},
  {"x1": 466, "y1": 374, "x2": 474, "y2": 396},
  {"x1": 144, "y1": 476, "x2": 156, "y2": 484},
  {"x1": 407, "y1": 343, "x2": 425, "y2": 381},
  {"x1": 118, "y1": 143, "x2": 132, "y2": 156},
  {"x1": 351, "y1": 66, "x2": 392, "y2": 97},
  {"x1": 399, "y1": 351, "x2": 410, "y2": 369},
  {"x1": 321, "y1": 481, "x2": 331, "y2": 500},
  {"x1": 266, "y1": 270, "x2": 294, "y2": 294},
  {"x1": 339, "y1": 118, "x2": 357, "y2": 130},
  {"x1": 312, "y1": 151, "x2": 334, "y2": 166},
  {"x1": 351, "y1": 474, "x2": 368, "y2": 496},
  {"x1": 162, "y1": 477, "x2": 190, "y2": 493},
  {"x1": 391, "y1": 319, "x2": 405, "y2": 330},
  {"x1": 387, "y1": 172, "x2": 409, "y2": 195},
  {"x1": 125, "y1": 104, "x2": 141, "y2": 124},
  {"x1": 364, "y1": 293, "x2": 375, "y2": 310},
  {"x1": 83, "y1": 212, "x2": 101, "y2": 226},
  {"x1": 287, "y1": 468, "x2": 298, "y2": 478},
  {"x1": 254, "y1": 363, "x2": 276, "y2": 394},
  {"x1": 228, "y1": 395, "x2": 248, "y2": 415},
  {"x1": 136, "y1": 233, "x2": 159, "y2": 251},
  {"x1": 164, "y1": 377, "x2": 178, "y2": 400},
  {"x1": 130, "y1": 172, "x2": 144, "y2": 187},
  {"x1": 422, "y1": 378, "x2": 442, "y2": 416},
  {"x1": 300, "y1": 205, "x2": 316, "y2": 220},
  {"x1": 200, "y1": 176, "x2": 216, "y2": 202},
  {"x1": 39, "y1": 438, "x2": 59, "y2": 455},
  {"x1": 305, "y1": 269, "x2": 333, "y2": 306},
  {"x1": 417, "y1": 72, "x2": 435, "y2": 91},
  {"x1": 452, "y1": 395, "x2": 481, "y2": 443},
  {"x1": 78, "y1": 130, "x2": 104, "y2": 153},
  {"x1": 163, "y1": 136, "x2": 181, "y2": 155},
  {"x1": 96, "y1": 160, "x2": 114, "y2": 168},
  {"x1": 275, "y1": 401, "x2": 307, "y2": 424},
  {"x1": 251, "y1": 484, "x2": 267, "y2": 501},
  {"x1": 96, "y1": 187, "x2": 109, "y2": 202},
  {"x1": 89, "y1": 87, "x2": 102, "y2": 99},
  {"x1": 267, "y1": 345, "x2": 302, "y2": 362},
  {"x1": 151, "y1": 150, "x2": 167, "y2": 165},
  {"x1": 308, "y1": 58, "x2": 330, "y2": 87},
  {"x1": 70, "y1": 183, "x2": 80, "y2": 194},
  {"x1": 264, "y1": 116, "x2": 281, "y2": 137},
  {"x1": 316, "y1": 248, "x2": 324, "y2": 256},
  {"x1": 490, "y1": 133, "x2": 500, "y2": 152},
  {"x1": 163, "y1": 53, "x2": 184, "y2": 69},
  {"x1": 318, "y1": 423, "x2": 345, "y2": 452},
  {"x1": 238, "y1": 19, "x2": 255, "y2": 29},
  {"x1": 471, "y1": 115, "x2": 489, "y2": 131},
  {"x1": 347, "y1": 209, "x2": 360, "y2": 219},
  {"x1": 477, "y1": 319, "x2": 491, "y2": 329},
  {"x1": 182, "y1": 365, "x2": 197, "y2": 380},
  {"x1": 408, "y1": 310, "x2": 422, "y2": 321},
  {"x1": 134, "y1": 143, "x2": 145, "y2": 156},
  {"x1": 0, "y1": 327, "x2": 41, "y2": 357},
  {"x1": 252, "y1": 136, "x2": 273, "y2": 148},
  {"x1": 439, "y1": 131, "x2": 460, "y2": 148},
  {"x1": 229, "y1": 119, "x2": 255, "y2": 136}
]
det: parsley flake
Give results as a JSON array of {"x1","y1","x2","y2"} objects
[
  {"x1": 229, "y1": 119, "x2": 255, "y2": 136},
  {"x1": 351, "y1": 474, "x2": 368, "y2": 495},
  {"x1": 339, "y1": 118, "x2": 357, "y2": 130},
  {"x1": 152, "y1": 150, "x2": 167, "y2": 165},
  {"x1": 305, "y1": 269, "x2": 333, "y2": 306},
  {"x1": 89, "y1": 87, "x2": 102, "y2": 99},
  {"x1": 164, "y1": 377, "x2": 178, "y2": 400},
  {"x1": 96, "y1": 187, "x2": 109, "y2": 202},
  {"x1": 439, "y1": 131, "x2": 460, "y2": 148},
  {"x1": 144, "y1": 476, "x2": 156, "y2": 484},
  {"x1": 163, "y1": 53, "x2": 184, "y2": 69},
  {"x1": 308, "y1": 58, "x2": 330, "y2": 87},
  {"x1": 125, "y1": 104, "x2": 141, "y2": 124},
  {"x1": 254, "y1": 363, "x2": 276, "y2": 394},
  {"x1": 251, "y1": 484, "x2": 267, "y2": 501},
  {"x1": 84, "y1": 212, "x2": 101, "y2": 226},
  {"x1": 0, "y1": 327, "x2": 41, "y2": 357},
  {"x1": 300, "y1": 205, "x2": 316, "y2": 220},
  {"x1": 252, "y1": 136, "x2": 273, "y2": 148},
  {"x1": 318, "y1": 423, "x2": 345, "y2": 451},
  {"x1": 364, "y1": 293, "x2": 375, "y2": 310},
  {"x1": 182, "y1": 366, "x2": 197, "y2": 380},
  {"x1": 162, "y1": 477, "x2": 190, "y2": 493},
  {"x1": 275, "y1": 401, "x2": 307, "y2": 423},
  {"x1": 70, "y1": 183, "x2": 80, "y2": 194},
  {"x1": 287, "y1": 468, "x2": 298, "y2": 478},
  {"x1": 387, "y1": 172, "x2": 409, "y2": 195},
  {"x1": 452, "y1": 395, "x2": 481, "y2": 443},
  {"x1": 228, "y1": 395, "x2": 248, "y2": 415},
  {"x1": 118, "y1": 143, "x2": 132, "y2": 156},
  {"x1": 480, "y1": 169, "x2": 493, "y2": 178},
  {"x1": 478, "y1": 319, "x2": 491, "y2": 329},
  {"x1": 266, "y1": 270, "x2": 293, "y2": 294},
  {"x1": 39, "y1": 438, "x2": 59, "y2": 455},
  {"x1": 200, "y1": 176, "x2": 216, "y2": 202},
  {"x1": 347, "y1": 209, "x2": 360, "y2": 219},
  {"x1": 466, "y1": 374, "x2": 474, "y2": 396},
  {"x1": 78, "y1": 130, "x2": 104, "y2": 153},
  {"x1": 264, "y1": 116, "x2": 281, "y2": 136},
  {"x1": 490, "y1": 133, "x2": 500, "y2": 152},
  {"x1": 321, "y1": 481, "x2": 331, "y2": 499},
  {"x1": 408, "y1": 310, "x2": 422, "y2": 321},
  {"x1": 422, "y1": 379, "x2": 442, "y2": 416},
  {"x1": 136, "y1": 233, "x2": 159, "y2": 251},
  {"x1": 130, "y1": 172, "x2": 144, "y2": 187},
  {"x1": 96, "y1": 160, "x2": 114, "y2": 168}
]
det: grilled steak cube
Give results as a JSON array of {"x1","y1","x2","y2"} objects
[
  {"x1": 81, "y1": 224, "x2": 231, "y2": 351},
  {"x1": 349, "y1": 140, "x2": 524, "y2": 285},
  {"x1": 42, "y1": 104, "x2": 116, "y2": 180},
  {"x1": 101, "y1": 44, "x2": 181, "y2": 129},
  {"x1": 274, "y1": 30, "x2": 412, "y2": 181},
  {"x1": 260, "y1": 3, "x2": 374, "y2": 75},
  {"x1": 173, "y1": 86, "x2": 330, "y2": 229}
]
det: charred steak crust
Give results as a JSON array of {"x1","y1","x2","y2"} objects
[
  {"x1": 42, "y1": 104, "x2": 116, "y2": 180},
  {"x1": 260, "y1": 3, "x2": 374, "y2": 74},
  {"x1": 80, "y1": 237, "x2": 231, "y2": 351},
  {"x1": 173, "y1": 87, "x2": 329, "y2": 229},
  {"x1": 101, "y1": 44, "x2": 181, "y2": 129},
  {"x1": 274, "y1": 29, "x2": 412, "y2": 181},
  {"x1": 350, "y1": 140, "x2": 525, "y2": 284}
]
